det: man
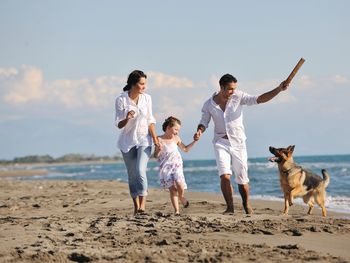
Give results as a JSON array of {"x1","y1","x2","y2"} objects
[{"x1": 194, "y1": 74, "x2": 288, "y2": 214}]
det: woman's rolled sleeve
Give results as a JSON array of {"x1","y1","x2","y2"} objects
[
  {"x1": 115, "y1": 97, "x2": 126, "y2": 127},
  {"x1": 147, "y1": 96, "x2": 156, "y2": 125}
]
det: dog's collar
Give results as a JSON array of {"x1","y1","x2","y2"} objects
[{"x1": 282, "y1": 166, "x2": 303, "y2": 177}]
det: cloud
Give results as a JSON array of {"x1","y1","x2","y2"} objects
[
  {"x1": 295, "y1": 75, "x2": 315, "y2": 89},
  {"x1": 332, "y1": 75, "x2": 348, "y2": 85},
  {"x1": 0, "y1": 114, "x2": 23, "y2": 122},
  {"x1": 0, "y1": 67, "x2": 18, "y2": 78},
  {"x1": 3, "y1": 65, "x2": 45, "y2": 104},
  {"x1": 147, "y1": 71, "x2": 194, "y2": 89},
  {"x1": 238, "y1": 78, "x2": 296, "y2": 103},
  {"x1": 0, "y1": 66, "x2": 198, "y2": 109},
  {"x1": 293, "y1": 74, "x2": 348, "y2": 90},
  {"x1": 1, "y1": 66, "x2": 348, "y2": 127},
  {"x1": 49, "y1": 78, "x2": 120, "y2": 108}
]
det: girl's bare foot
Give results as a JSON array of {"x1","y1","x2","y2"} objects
[{"x1": 180, "y1": 197, "x2": 189, "y2": 208}]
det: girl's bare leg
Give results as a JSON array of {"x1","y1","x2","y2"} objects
[
  {"x1": 169, "y1": 186, "x2": 180, "y2": 214},
  {"x1": 176, "y1": 181, "x2": 188, "y2": 207}
]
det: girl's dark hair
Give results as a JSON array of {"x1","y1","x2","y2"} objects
[
  {"x1": 162, "y1": 116, "x2": 181, "y2": 132},
  {"x1": 123, "y1": 70, "x2": 147, "y2": 91},
  {"x1": 219, "y1": 74, "x2": 237, "y2": 88}
]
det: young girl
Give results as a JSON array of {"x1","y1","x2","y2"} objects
[{"x1": 154, "y1": 116, "x2": 197, "y2": 215}]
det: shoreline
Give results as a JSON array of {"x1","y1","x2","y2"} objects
[
  {"x1": 0, "y1": 159, "x2": 123, "y2": 169},
  {"x1": 1, "y1": 179, "x2": 349, "y2": 262},
  {"x1": 1, "y1": 169, "x2": 349, "y2": 216}
]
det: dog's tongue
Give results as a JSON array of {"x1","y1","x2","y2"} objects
[{"x1": 268, "y1": 157, "x2": 279, "y2": 162}]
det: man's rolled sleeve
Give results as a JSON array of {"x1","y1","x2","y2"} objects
[
  {"x1": 240, "y1": 92, "x2": 258, "y2": 106},
  {"x1": 199, "y1": 101, "x2": 211, "y2": 129}
]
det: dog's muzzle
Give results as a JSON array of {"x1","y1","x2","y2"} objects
[{"x1": 269, "y1": 157, "x2": 281, "y2": 163}]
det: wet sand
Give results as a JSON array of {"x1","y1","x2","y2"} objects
[{"x1": 0, "y1": 179, "x2": 349, "y2": 262}]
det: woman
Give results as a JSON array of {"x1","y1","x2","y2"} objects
[{"x1": 115, "y1": 70, "x2": 160, "y2": 214}]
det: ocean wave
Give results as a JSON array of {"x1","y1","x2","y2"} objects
[
  {"x1": 248, "y1": 162, "x2": 277, "y2": 169},
  {"x1": 36, "y1": 172, "x2": 87, "y2": 178},
  {"x1": 183, "y1": 166, "x2": 217, "y2": 172},
  {"x1": 250, "y1": 194, "x2": 350, "y2": 214},
  {"x1": 298, "y1": 162, "x2": 350, "y2": 169},
  {"x1": 250, "y1": 195, "x2": 284, "y2": 202},
  {"x1": 147, "y1": 166, "x2": 218, "y2": 173},
  {"x1": 89, "y1": 165, "x2": 103, "y2": 169}
]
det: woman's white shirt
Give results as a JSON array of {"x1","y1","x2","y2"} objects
[{"x1": 115, "y1": 92, "x2": 156, "y2": 153}]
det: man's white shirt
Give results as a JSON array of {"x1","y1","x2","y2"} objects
[{"x1": 199, "y1": 90, "x2": 258, "y2": 147}]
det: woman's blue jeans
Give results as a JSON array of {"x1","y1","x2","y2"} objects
[{"x1": 121, "y1": 146, "x2": 151, "y2": 199}]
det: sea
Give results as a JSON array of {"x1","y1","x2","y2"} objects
[{"x1": 4, "y1": 154, "x2": 350, "y2": 214}]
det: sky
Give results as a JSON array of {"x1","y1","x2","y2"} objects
[{"x1": 0, "y1": 1, "x2": 349, "y2": 160}]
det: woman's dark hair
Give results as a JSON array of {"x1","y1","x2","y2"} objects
[
  {"x1": 123, "y1": 70, "x2": 147, "y2": 91},
  {"x1": 219, "y1": 74, "x2": 237, "y2": 88},
  {"x1": 162, "y1": 116, "x2": 181, "y2": 132}
]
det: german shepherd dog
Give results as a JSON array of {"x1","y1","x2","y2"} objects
[{"x1": 269, "y1": 145, "x2": 330, "y2": 217}]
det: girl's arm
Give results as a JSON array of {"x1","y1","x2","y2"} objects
[{"x1": 177, "y1": 136, "x2": 197, "y2": 153}]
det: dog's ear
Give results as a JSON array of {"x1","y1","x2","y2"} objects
[{"x1": 288, "y1": 145, "x2": 295, "y2": 152}]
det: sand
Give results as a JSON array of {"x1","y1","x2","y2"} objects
[
  {"x1": 0, "y1": 170, "x2": 48, "y2": 177},
  {"x1": 0, "y1": 179, "x2": 349, "y2": 263}
]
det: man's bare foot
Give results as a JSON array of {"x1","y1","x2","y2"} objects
[
  {"x1": 223, "y1": 208, "x2": 234, "y2": 215},
  {"x1": 137, "y1": 209, "x2": 147, "y2": 215}
]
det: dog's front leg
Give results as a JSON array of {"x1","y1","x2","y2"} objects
[
  {"x1": 289, "y1": 189, "x2": 297, "y2": 206},
  {"x1": 283, "y1": 193, "x2": 289, "y2": 215}
]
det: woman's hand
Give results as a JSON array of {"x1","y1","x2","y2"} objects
[
  {"x1": 154, "y1": 141, "x2": 162, "y2": 151},
  {"x1": 153, "y1": 142, "x2": 162, "y2": 158},
  {"x1": 126, "y1": 110, "x2": 135, "y2": 119},
  {"x1": 118, "y1": 110, "x2": 135, "y2": 129}
]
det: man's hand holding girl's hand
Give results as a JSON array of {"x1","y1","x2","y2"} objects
[{"x1": 193, "y1": 130, "x2": 202, "y2": 141}]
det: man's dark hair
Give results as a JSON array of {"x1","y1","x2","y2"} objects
[{"x1": 219, "y1": 74, "x2": 237, "y2": 88}]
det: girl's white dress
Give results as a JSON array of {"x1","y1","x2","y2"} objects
[{"x1": 158, "y1": 139, "x2": 187, "y2": 189}]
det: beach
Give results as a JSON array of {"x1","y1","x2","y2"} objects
[{"x1": 0, "y1": 179, "x2": 349, "y2": 263}]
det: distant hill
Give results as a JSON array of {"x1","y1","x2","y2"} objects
[{"x1": 0, "y1": 154, "x2": 123, "y2": 165}]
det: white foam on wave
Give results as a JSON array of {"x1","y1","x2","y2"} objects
[
  {"x1": 250, "y1": 194, "x2": 350, "y2": 214},
  {"x1": 38, "y1": 172, "x2": 87, "y2": 178},
  {"x1": 183, "y1": 166, "x2": 217, "y2": 172},
  {"x1": 248, "y1": 162, "x2": 276, "y2": 169},
  {"x1": 89, "y1": 165, "x2": 103, "y2": 169},
  {"x1": 325, "y1": 195, "x2": 350, "y2": 214},
  {"x1": 147, "y1": 166, "x2": 218, "y2": 173},
  {"x1": 250, "y1": 195, "x2": 284, "y2": 202},
  {"x1": 300, "y1": 162, "x2": 350, "y2": 169}
]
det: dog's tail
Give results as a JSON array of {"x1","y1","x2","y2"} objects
[{"x1": 321, "y1": 169, "x2": 330, "y2": 188}]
